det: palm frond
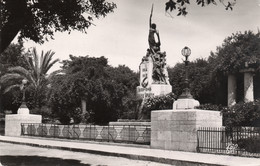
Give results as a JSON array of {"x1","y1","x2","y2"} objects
[
  {"x1": 47, "y1": 69, "x2": 65, "y2": 80},
  {"x1": 32, "y1": 48, "x2": 39, "y2": 71},
  {"x1": 41, "y1": 50, "x2": 59, "y2": 75},
  {"x1": 3, "y1": 84, "x2": 21, "y2": 94},
  {"x1": 40, "y1": 50, "x2": 50, "y2": 75},
  {"x1": 7, "y1": 66, "x2": 30, "y2": 77},
  {"x1": 24, "y1": 53, "x2": 34, "y2": 72},
  {"x1": 27, "y1": 73, "x2": 37, "y2": 88},
  {"x1": 45, "y1": 58, "x2": 59, "y2": 74},
  {"x1": 33, "y1": 48, "x2": 40, "y2": 80},
  {"x1": 6, "y1": 66, "x2": 37, "y2": 88},
  {"x1": 0, "y1": 73, "x2": 23, "y2": 84}
]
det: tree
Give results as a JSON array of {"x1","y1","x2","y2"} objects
[
  {"x1": 105, "y1": 65, "x2": 139, "y2": 120},
  {"x1": 168, "y1": 58, "x2": 216, "y2": 104},
  {"x1": 165, "y1": 0, "x2": 236, "y2": 16},
  {"x1": 0, "y1": 0, "x2": 116, "y2": 54},
  {"x1": 0, "y1": 42, "x2": 28, "y2": 113},
  {"x1": 0, "y1": 47, "x2": 59, "y2": 113},
  {"x1": 48, "y1": 55, "x2": 110, "y2": 124},
  {"x1": 49, "y1": 55, "x2": 139, "y2": 124},
  {"x1": 0, "y1": 42, "x2": 27, "y2": 69},
  {"x1": 210, "y1": 31, "x2": 260, "y2": 74}
]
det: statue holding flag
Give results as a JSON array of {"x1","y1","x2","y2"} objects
[{"x1": 148, "y1": 4, "x2": 161, "y2": 53}]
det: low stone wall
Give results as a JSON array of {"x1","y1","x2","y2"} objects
[{"x1": 109, "y1": 121, "x2": 151, "y2": 126}]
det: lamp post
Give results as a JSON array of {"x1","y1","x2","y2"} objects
[
  {"x1": 20, "y1": 79, "x2": 28, "y2": 109},
  {"x1": 179, "y1": 46, "x2": 193, "y2": 99}
]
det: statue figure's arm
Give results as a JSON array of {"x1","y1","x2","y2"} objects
[{"x1": 149, "y1": 4, "x2": 153, "y2": 28}]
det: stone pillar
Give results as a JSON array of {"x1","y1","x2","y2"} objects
[
  {"x1": 81, "y1": 99, "x2": 87, "y2": 114},
  {"x1": 151, "y1": 109, "x2": 222, "y2": 152},
  {"x1": 244, "y1": 72, "x2": 254, "y2": 102},
  {"x1": 5, "y1": 105, "x2": 42, "y2": 136},
  {"x1": 227, "y1": 74, "x2": 236, "y2": 106}
]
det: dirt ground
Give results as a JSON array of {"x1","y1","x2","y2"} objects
[{"x1": 0, "y1": 142, "x2": 172, "y2": 166}]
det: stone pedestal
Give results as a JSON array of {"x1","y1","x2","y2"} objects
[
  {"x1": 5, "y1": 106, "x2": 42, "y2": 136},
  {"x1": 228, "y1": 74, "x2": 237, "y2": 106},
  {"x1": 173, "y1": 98, "x2": 200, "y2": 110},
  {"x1": 137, "y1": 84, "x2": 172, "y2": 98},
  {"x1": 137, "y1": 54, "x2": 172, "y2": 99},
  {"x1": 151, "y1": 109, "x2": 222, "y2": 152}
]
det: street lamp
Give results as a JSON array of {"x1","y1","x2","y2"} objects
[
  {"x1": 179, "y1": 46, "x2": 193, "y2": 99},
  {"x1": 20, "y1": 79, "x2": 28, "y2": 108}
]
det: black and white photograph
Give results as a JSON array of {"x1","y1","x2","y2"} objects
[{"x1": 0, "y1": 0, "x2": 260, "y2": 165}]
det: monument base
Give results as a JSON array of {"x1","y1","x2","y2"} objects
[
  {"x1": 137, "y1": 84, "x2": 172, "y2": 98},
  {"x1": 173, "y1": 98, "x2": 200, "y2": 110},
  {"x1": 5, "y1": 114, "x2": 42, "y2": 136},
  {"x1": 151, "y1": 109, "x2": 222, "y2": 152}
]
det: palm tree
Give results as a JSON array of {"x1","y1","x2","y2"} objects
[{"x1": 0, "y1": 47, "x2": 59, "y2": 112}]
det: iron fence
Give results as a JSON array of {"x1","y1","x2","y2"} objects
[
  {"x1": 197, "y1": 127, "x2": 260, "y2": 157},
  {"x1": 21, "y1": 123, "x2": 151, "y2": 145}
]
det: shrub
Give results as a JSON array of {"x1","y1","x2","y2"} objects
[
  {"x1": 221, "y1": 100, "x2": 260, "y2": 129},
  {"x1": 237, "y1": 136, "x2": 260, "y2": 153},
  {"x1": 140, "y1": 93, "x2": 176, "y2": 119},
  {"x1": 196, "y1": 103, "x2": 224, "y2": 111}
]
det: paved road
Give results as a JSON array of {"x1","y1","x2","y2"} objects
[{"x1": 0, "y1": 142, "x2": 172, "y2": 166}]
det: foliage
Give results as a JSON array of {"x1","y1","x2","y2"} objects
[
  {"x1": 0, "y1": 0, "x2": 116, "y2": 53},
  {"x1": 0, "y1": 47, "x2": 59, "y2": 114},
  {"x1": 196, "y1": 103, "x2": 224, "y2": 111},
  {"x1": 0, "y1": 89, "x2": 21, "y2": 113},
  {"x1": 210, "y1": 31, "x2": 260, "y2": 75},
  {"x1": 254, "y1": 73, "x2": 260, "y2": 99},
  {"x1": 165, "y1": 0, "x2": 236, "y2": 16},
  {"x1": 0, "y1": 42, "x2": 28, "y2": 113},
  {"x1": 119, "y1": 97, "x2": 143, "y2": 120},
  {"x1": 221, "y1": 100, "x2": 260, "y2": 129},
  {"x1": 0, "y1": 42, "x2": 27, "y2": 69},
  {"x1": 30, "y1": 106, "x2": 53, "y2": 121},
  {"x1": 168, "y1": 58, "x2": 217, "y2": 104},
  {"x1": 48, "y1": 72, "x2": 82, "y2": 124},
  {"x1": 48, "y1": 55, "x2": 139, "y2": 124},
  {"x1": 141, "y1": 93, "x2": 176, "y2": 119},
  {"x1": 237, "y1": 136, "x2": 260, "y2": 153}
]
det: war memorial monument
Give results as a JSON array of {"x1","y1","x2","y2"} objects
[
  {"x1": 136, "y1": 6, "x2": 172, "y2": 99},
  {"x1": 136, "y1": 5, "x2": 222, "y2": 152}
]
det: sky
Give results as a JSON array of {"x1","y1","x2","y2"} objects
[{"x1": 20, "y1": 0, "x2": 260, "y2": 73}]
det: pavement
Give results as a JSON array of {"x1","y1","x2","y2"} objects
[{"x1": 0, "y1": 136, "x2": 260, "y2": 166}]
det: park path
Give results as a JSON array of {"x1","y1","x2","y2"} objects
[{"x1": 0, "y1": 136, "x2": 260, "y2": 166}]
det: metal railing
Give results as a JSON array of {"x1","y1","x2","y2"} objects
[
  {"x1": 21, "y1": 123, "x2": 151, "y2": 145},
  {"x1": 197, "y1": 127, "x2": 260, "y2": 157}
]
